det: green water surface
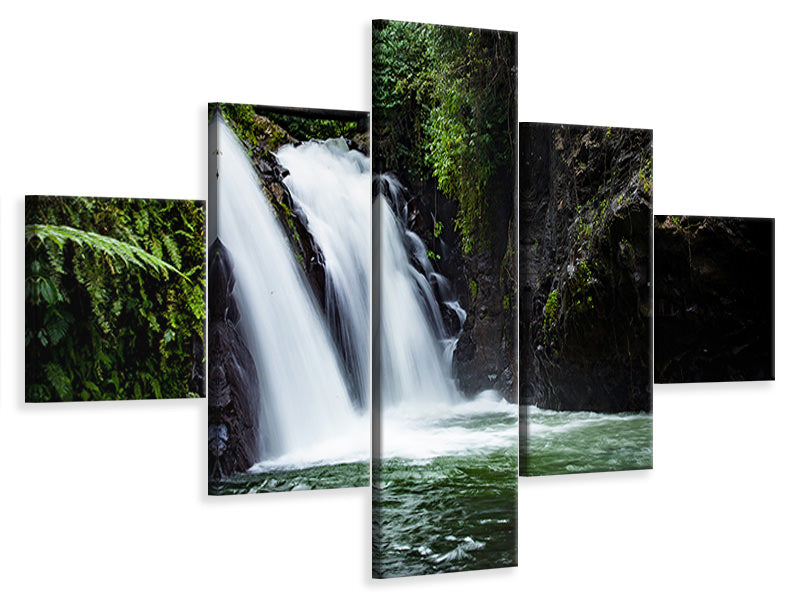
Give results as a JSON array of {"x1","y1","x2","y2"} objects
[
  {"x1": 522, "y1": 407, "x2": 653, "y2": 476},
  {"x1": 373, "y1": 405, "x2": 518, "y2": 578},
  {"x1": 373, "y1": 449, "x2": 518, "y2": 578},
  {"x1": 209, "y1": 461, "x2": 369, "y2": 495}
]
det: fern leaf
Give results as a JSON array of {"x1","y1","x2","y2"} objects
[
  {"x1": 26, "y1": 224, "x2": 190, "y2": 281},
  {"x1": 44, "y1": 309, "x2": 70, "y2": 345},
  {"x1": 44, "y1": 362, "x2": 72, "y2": 401},
  {"x1": 162, "y1": 235, "x2": 181, "y2": 270}
]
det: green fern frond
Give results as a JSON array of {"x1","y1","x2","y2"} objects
[
  {"x1": 44, "y1": 309, "x2": 71, "y2": 345},
  {"x1": 44, "y1": 362, "x2": 72, "y2": 401},
  {"x1": 150, "y1": 238, "x2": 163, "y2": 260},
  {"x1": 134, "y1": 210, "x2": 149, "y2": 236},
  {"x1": 45, "y1": 240, "x2": 66, "y2": 276},
  {"x1": 162, "y1": 235, "x2": 181, "y2": 270},
  {"x1": 26, "y1": 224, "x2": 189, "y2": 281}
]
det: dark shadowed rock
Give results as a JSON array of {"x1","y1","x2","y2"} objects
[
  {"x1": 440, "y1": 303, "x2": 462, "y2": 338},
  {"x1": 208, "y1": 240, "x2": 260, "y2": 483},
  {"x1": 654, "y1": 216, "x2": 774, "y2": 383},
  {"x1": 347, "y1": 136, "x2": 370, "y2": 156}
]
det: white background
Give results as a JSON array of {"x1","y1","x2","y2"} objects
[{"x1": 1, "y1": 1, "x2": 797, "y2": 598}]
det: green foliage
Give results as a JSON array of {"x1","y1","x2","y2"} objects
[
  {"x1": 426, "y1": 249, "x2": 441, "y2": 261},
  {"x1": 373, "y1": 21, "x2": 516, "y2": 253},
  {"x1": 216, "y1": 102, "x2": 360, "y2": 152},
  {"x1": 543, "y1": 288, "x2": 560, "y2": 336},
  {"x1": 44, "y1": 362, "x2": 71, "y2": 401},
  {"x1": 638, "y1": 157, "x2": 653, "y2": 194},
  {"x1": 25, "y1": 196, "x2": 205, "y2": 402},
  {"x1": 26, "y1": 224, "x2": 188, "y2": 281},
  {"x1": 570, "y1": 260, "x2": 595, "y2": 312},
  {"x1": 577, "y1": 213, "x2": 593, "y2": 240},
  {"x1": 433, "y1": 220, "x2": 443, "y2": 238},
  {"x1": 218, "y1": 103, "x2": 260, "y2": 148},
  {"x1": 373, "y1": 21, "x2": 434, "y2": 182},
  {"x1": 469, "y1": 278, "x2": 478, "y2": 301},
  {"x1": 264, "y1": 112, "x2": 358, "y2": 142},
  {"x1": 577, "y1": 260, "x2": 592, "y2": 287}
]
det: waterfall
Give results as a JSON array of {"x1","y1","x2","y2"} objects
[
  {"x1": 375, "y1": 174, "x2": 516, "y2": 460},
  {"x1": 275, "y1": 139, "x2": 371, "y2": 407},
  {"x1": 376, "y1": 175, "x2": 461, "y2": 408},
  {"x1": 214, "y1": 114, "x2": 366, "y2": 467}
]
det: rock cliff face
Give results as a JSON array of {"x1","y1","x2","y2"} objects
[
  {"x1": 654, "y1": 216, "x2": 774, "y2": 382},
  {"x1": 453, "y1": 172, "x2": 517, "y2": 399},
  {"x1": 520, "y1": 123, "x2": 652, "y2": 413},
  {"x1": 208, "y1": 239, "x2": 260, "y2": 482}
]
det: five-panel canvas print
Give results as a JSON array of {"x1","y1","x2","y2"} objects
[{"x1": 21, "y1": 17, "x2": 776, "y2": 581}]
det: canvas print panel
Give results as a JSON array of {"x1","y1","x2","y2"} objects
[
  {"x1": 654, "y1": 215, "x2": 775, "y2": 383},
  {"x1": 519, "y1": 123, "x2": 653, "y2": 476},
  {"x1": 372, "y1": 20, "x2": 518, "y2": 578},
  {"x1": 25, "y1": 195, "x2": 205, "y2": 402},
  {"x1": 208, "y1": 103, "x2": 370, "y2": 494}
]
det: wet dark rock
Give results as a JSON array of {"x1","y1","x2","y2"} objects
[
  {"x1": 255, "y1": 153, "x2": 290, "y2": 186},
  {"x1": 208, "y1": 240, "x2": 260, "y2": 483},
  {"x1": 454, "y1": 332, "x2": 476, "y2": 362},
  {"x1": 519, "y1": 123, "x2": 653, "y2": 413},
  {"x1": 209, "y1": 238, "x2": 235, "y2": 321},
  {"x1": 347, "y1": 136, "x2": 370, "y2": 156},
  {"x1": 501, "y1": 366, "x2": 514, "y2": 390},
  {"x1": 208, "y1": 424, "x2": 229, "y2": 458},
  {"x1": 654, "y1": 216, "x2": 774, "y2": 382},
  {"x1": 406, "y1": 246, "x2": 425, "y2": 276},
  {"x1": 453, "y1": 191, "x2": 517, "y2": 400},
  {"x1": 293, "y1": 214, "x2": 327, "y2": 309},
  {"x1": 440, "y1": 303, "x2": 462, "y2": 338}
]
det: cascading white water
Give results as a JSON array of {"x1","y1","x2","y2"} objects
[
  {"x1": 376, "y1": 173, "x2": 517, "y2": 460},
  {"x1": 214, "y1": 114, "x2": 366, "y2": 468},
  {"x1": 373, "y1": 180, "x2": 517, "y2": 577},
  {"x1": 377, "y1": 176, "x2": 460, "y2": 409},
  {"x1": 275, "y1": 139, "x2": 371, "y2": 407}
]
